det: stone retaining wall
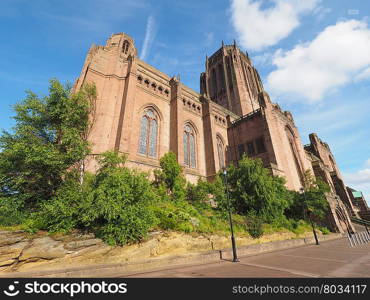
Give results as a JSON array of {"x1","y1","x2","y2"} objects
[{"x1": 0, "y1": 229, "x2": 343, "y2": 277}]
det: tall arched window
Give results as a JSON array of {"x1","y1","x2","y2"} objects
[
  {"x1": 217, "y1": 64, "x2": 225, "y2": 89},
  {"x1": 183, "y1": 124, "x2": 196, "y2": 168},
  {"x1": 216, "y1": 135, "x2": 225, "y2": 169},
  {"x1": 211, "y1": 68, "x2": 218, "y2": 99},
  {"x1": 138, "y1": 108, "x2": 158, "y2": 157},
  {"x1": 122, "y1": 40, "x2": 129, "y2": 54}
]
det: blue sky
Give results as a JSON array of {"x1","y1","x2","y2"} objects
[{"x1": 1, "y1": 0, "x2": 370, "y2": 202}]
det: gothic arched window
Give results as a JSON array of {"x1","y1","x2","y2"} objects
[
  {"x1": 211, "y1": 68, "x2": 218, "y2": 99},
  {"x1": 216, "y1": 135, "x2": 225, "y2": 170},
  {"x1": 138, "y1": 108, "x2": 158, "y2": 158},
  {"x1": 183, "y1": 124, "x2": 196, "y2": 168},
  {"x1": 123, "y1": 40, "x2": 130, "y2": 54},
  {"x1": 217, "y1": 64, "x2": 225, "y2": 89}
]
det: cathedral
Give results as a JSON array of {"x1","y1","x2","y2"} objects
[{"x1": 73, "y1": 32, "x2": 367, "y2": 233}]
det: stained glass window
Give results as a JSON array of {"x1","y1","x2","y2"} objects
[
  {"x1": 217, "y1": 136, "x2": 225, "y2": 169},
  {"x1": 138, "y1": 116, "x2": 148, "y2": 155},
  {"x1": 184, "y1": 124, "x2": 196, "y2": 168},
  {"x1": 149, "y1": 119, "x2": 157, "y2": 157},
  {"x1": 183, "y1": 132, "x2": 189, "y2": 166},
  {"x1": 138, "y1": 109, "x2": 158, "y2": 158}
]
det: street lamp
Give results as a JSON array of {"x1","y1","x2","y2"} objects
[
  {"x1": 300, "y1": 187, "x2": 319, "y2": 245},
  {"x1": 223, "y1": 168, "x2": 239, "y2": 262}
]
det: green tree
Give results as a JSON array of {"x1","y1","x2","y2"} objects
[
  {"x1": 286, "y1": 170, "x2": 330, "y2": 220},
  {"x1": 0, "y1": 79, "x2": 96, "y2": 211},
  {"x1": 186, "y1": 179, "x2": 212, "y2": 207},
  {"x1": 153, "y1": 152, "x2": 186, "y2": 201},
  {"x1": 36, "y1": 151, "x2": 157, "y2": 245},
  {"x1": 224, "y1": 155, "x2": 291, "y2": 222},
  {"x1": 80, "y1": 152, "x2": 156, "y2": 245}
]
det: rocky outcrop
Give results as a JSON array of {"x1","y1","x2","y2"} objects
[{"x1": 0, "y1": 229, "x2": 313, "y2": 274}]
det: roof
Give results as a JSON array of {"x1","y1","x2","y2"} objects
[{"x1": 352, "y1": 191, "x2": 363, "y2": 198}]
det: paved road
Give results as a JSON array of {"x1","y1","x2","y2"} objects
[{"x1": 122, "y1": 237, "x2": 370, "y2": 278}]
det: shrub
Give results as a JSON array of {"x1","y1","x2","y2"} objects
[
  {"x1": 34, "y1": 171, "x2": 94, "y2": 233},
  {"x1": 0, "y1": 196, "x2": 28, "y2": 226},
  {"x1": 186, "y1": 179, "x2": 212, "y2": 207},
  {"x1": 150, "y1": 200, "x2": 199, "y2": 233},
  {"x1": 245, "y1": 212, "x2": 264, "y2": 238},
  {"x1": 319, "y1": 226, "x2": 331, "y2": 235},
  {"x1": 153, "y1": 152, "x2": 187, "y2": 202},
  {"x1": 224, "y1": 156, "x2": 291, "y2": 222},
  {"x1": 285, "y1": 171, "x2": 330, "y2": 221},
  {"x1": 34, "y1": 152, "x2": 157, "y2": 245}
]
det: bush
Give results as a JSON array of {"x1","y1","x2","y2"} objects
[
  {"x1": 153, "y1": 152, "x2": 187, "y2": 202},
  {"x1": 224, "y1": 156, "x2": 291, "y2": 222},
  {"x1": 245, "y1": 212, "x2": 264, "y2": 238},
  {"x1": 285, "y1": 172, "x2": 330, "y2": 221},
  {"x1": 186, "y1": 179, "x2": 212, "y2": 207},
  {"x1": 150, "y1": 200, "x2": 199, "y2": 233},
  {"x1": 319, "y1": 226, "x2": 331, "y2": 235},
  {"x1": 34, "y1": 152, "x2": 157, "y2": 245},
  {"x1": 34, "y1": 171, "x2": 93, "y2": 233},
  {"x1": 0, "y1": 196, "x2": 28, "y2": 226}
]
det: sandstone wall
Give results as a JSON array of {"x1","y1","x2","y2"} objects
[{"x1": 0, "y1": 229, "x2": 317, "y2": 274}]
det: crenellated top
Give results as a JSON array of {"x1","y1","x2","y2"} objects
[{"x1": 105, "y1": 33, "x2": 137, "y2": 57}]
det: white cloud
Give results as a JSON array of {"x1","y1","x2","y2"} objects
[
  {"x1": 230, "y1": 0, "x2": 319, "y2": 51},
  {"x1": 355, "y1": 67, "x2": 370, "y2": 82},
  {"x1": 366, "y1": 159, "x2": 370, "y2": 168},
  {"x1": 344, "y1": 168, "x2": 370, "y2": 204},
  {"x1": 345, "y1": 168, "x2": 370, "y2": 185},
  {"x1": 313, "y1": 5, "x2": 331, "y2": 21},
  {"x1": 140, "y1": 15, "x2": 157, "y2": 60},
  {"x1": 344, "y1": 159, "x2": 370, "y2": 205},
  {"x1": 252, "y1": 51, "x2": 274, "y2": 66},
  {"x1": 267, "y1": 20, "x2": 370, "y2": 102}
]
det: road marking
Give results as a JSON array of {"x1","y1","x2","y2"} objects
[
  {"x1": 277, "y1": 254, "x2": 346, "y2": 263},
  {"x1": 237, "y1": 262, "x2": 318, "y2": 278}
]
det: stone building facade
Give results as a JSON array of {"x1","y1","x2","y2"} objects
[{"x1": 74, "y1": 32, "x2": 361, "y2": 233}]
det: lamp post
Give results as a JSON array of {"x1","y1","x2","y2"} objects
[
  {"x1": 223, "y1": 168, "x2": 239, "y2": 262},
  {"x1": 300, "y1": 187, "x2": 319, "y2": 245}
]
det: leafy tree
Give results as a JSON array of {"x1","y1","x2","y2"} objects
[
  {"x1": 186, "y1": 179, "x2": 212, "y2": 206},
  {"x1": 35, "y1": 151, "x2": 157, "y2": 245},
  {"x1": 245, "y1": 212, "x2": 264, "y2": 238},
  {"x1": 223, "y1": 155, "x2": 291, "y2": 222},
  {"x1": 153, "y1": 152, "x2": 186, "y2": 201},
  {"x1": 0, "y1": 79, "x2": 96, "y2": 210},
  {"x1": 82, "y1": 152, "x2": 157, "y2": 245},
  {"x1": 286, "y1": 170, "x2": 330, "y2": 220},
  {"x1": 33, "y1": 170, "x2": 94, "y2": 233}
]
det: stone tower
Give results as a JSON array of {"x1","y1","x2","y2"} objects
[{"x1": 200, "y1": 41, "x2": 263, "y2": 116}]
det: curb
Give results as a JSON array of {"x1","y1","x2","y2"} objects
[{"x1": 0, "y1": 233, "x2": 344, "y2": 278}]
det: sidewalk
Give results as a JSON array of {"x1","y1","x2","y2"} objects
[{"x1": 124, "y1": 237, "x2": 370, "y2": 278}]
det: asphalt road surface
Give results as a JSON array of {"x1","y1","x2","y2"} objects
[{"x1": 122, "y1": 237, "x2": 370, "y2": 278}]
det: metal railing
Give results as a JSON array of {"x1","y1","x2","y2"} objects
[
  {"x1": 346, "y1": 230, "x2": 370, "y2": 247},
  {"x1": 351, "y1": 217, "x2": 370, "y2": 227}
]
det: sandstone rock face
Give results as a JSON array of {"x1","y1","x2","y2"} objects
[{"x1": 0, "y1": 229, "x2": 313, "y2": 274}]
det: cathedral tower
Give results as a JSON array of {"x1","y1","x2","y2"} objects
[{"x1": 200, "y1": 41, "x2": 263, "y2": 116}]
